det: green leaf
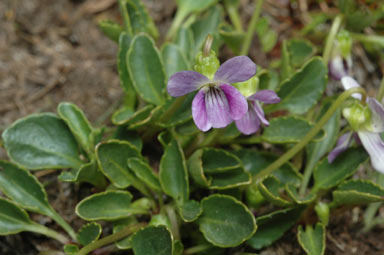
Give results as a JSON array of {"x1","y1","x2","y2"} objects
[
  {"x1": 258, "y1": 176, "x2": 293, "y2": 207},
  {"x1": 209, "y1": 167, "x2": 251, "y2": 190},
  {"x1": 199, "y1": 194, "x2": 256, "y2": 247},
  {"x1": 219, "y1": 24, "x2": 245, "y2": 54},
  {"x1": 77, "y1": 222, "x2": 102, "y2": 246},
  {"x1": 201, "y1": 148, "x2": 242, "y2": 173},
  {"x1": 112, "y1": 105, "x2": 155, "y2": 127},
  {"x1": 255, "y1": 17, "x2": 277, "y2": 53},
  {"x1": 159, "y1": 138, "x2": 189, "y2": 204},
  {"x1": 125, "y1": 0, "x2": 159, "y2": 38},
  {"x1": 306, "y1": 99, "x2": 341, "y2": 177},
  {"x1": 76, "y1": 191, "x2": 147, "y2": 221},
  {"x1": 187, "y1": 149, "x2": 251, "y2": 189},
  {"x1": 0, "y1": 161, "x2": 54, "y2": 216},
  {"x1": 117, "y1": 32, "x2": 136, "y2": 98},
  {"x1": 267, "y1": 57, "x2": 327, "y2": 114},
  {"x1": 64, "y1": 244, "x2": 79, "y2": 255},
  {"x1": 98, "y1": 20, "x2": 123, "y2": 42},
  {"x1": 113, "y1": 128, "x2": 143, "y2": 152},
  {"x1": 297, "y1": 223, "x2": 325, "y2": 255},
  {"x1": 0, "y1": 197, "x2": 35, "y2": 235},
  {"x1": 57, "y1": 102, "x2": 94, "y2": 156},
  {"x1": 247, "y1": 207, "x2": 303, "y2": 249},
  {"x1": 313, "y1": 147, "x2": 369, "y2": 191},
  {"x1": 131, "y1": 225, "x2": 173, "y2": 255},
  {"x1": 161, "y1": 43, "x2": 189, "y2": 79},
  {"x1": 58, "y1": 160, "x2": 107, "y2": 187},
  {"x1": 2, "y1": 113, "x2": 82, "y2": 169},
  {"x1": 191, "y1": 6, "x2": 223, "y2": 55},
  {"x1": 127, "y1": 158, "x2": 162, "y2": 192},
  {"x1": 287, "y1": 39, "x2": 316, "y2": 68},
  {"x1": 233, "y1": 149, "x2": 302, "y2": 185},
  {"x1": 96, "y1": 140, "x2": 142, "y2": 189},
  {"x1": 127, "y1": 33, "x2": 165, "y2": 105},
  {"x1": 178, "y1": 200, "x2": 202, "y2": 222},
  {"x1": 262, "y1": 116, "x2": 324, "y2": 144},
  {"x1": 331, "y1": 180, "x2": 384, "y2": 207},
  {"x1": 175, "y1": 27, "x2": 194, "y2": 62}
]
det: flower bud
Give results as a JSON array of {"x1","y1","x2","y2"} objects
[
  {"x1": 194, "y1": 50, "x2": 220, "y2": 80},
  {"x1": 233, "y1": 76, "x2": 259, "y2": 98},
  {"x1": 343, "y1": 101, "x2": 371, "y2": 131},
  {"x1": 337, "y1": 30, "x2": 352, "y2": 59},
  {"x1": 315, "y1": 202, "x2": 330, "y2": 226}
]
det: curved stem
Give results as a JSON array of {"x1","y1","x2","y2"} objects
[
  {"x1": 78, "y1": 223, "x2": 146, "y2": 255},
  {"x1": 225, "y1": 2, "x2": 243, "y2": 32},
  {"x1": 48, "y1": 210, "x2": 77, "y2": 241},
  {"x1": 166, "y1": 10, "x2": 186, "y2": 41},
  {"x1": 184, "y1": 244, "x2": 213, "y2": 254},
  {"x1": 323, "y1": 15, "x2": 343, "y2": 64},
  {"x1": 253, "y1": 87, "x2": 367, "y2": 182},
  {"x1": 240, "y1": 0, "x2": 264, "y2": 55},
  {"x1": 27, "y1": 223, "x2": 69, "y2": 244}
]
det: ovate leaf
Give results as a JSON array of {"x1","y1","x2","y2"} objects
[
  {"x1": 262, "y1": 116, "x2": 324, "y2": 143},
  {"x1": 179, "y1": 200, "x2": 202, "y2": 222},
  {"x1": 77, "y1": 222, "x2": 102, "y2": 246},
  {"x1": 199, "y1": 194, "x2": 256, "y2": 247},
  {"x1": 247, "y1": 207, "x2": 303, "y2": 249},
  {"x1": 159, "y1": 138, "x2": 189, "y2": 204},
  {"x1": 267, "y1": 57, "x2": 327, "y2": 114},
  {"x1": 127, "y1": 158, "x2": 162, "y2": 192},
  {"x1": 161, "y1": 43, "x2": 189, "y2": 79},
  {"x1": 2, "y1": 113, "x2": 82, "y2": 169},
  {"x1": 57, "y1": 102, "x2": 94, "y2": 156},
  {"x1": 76, "y1": 191, "x2": 147, "y2": 221},
  {"x1": 0, "y1": 198, "x2": 35, "y2": 235},
  {"x1": 313, "y1": 147, "x2": 368, "y2": 191},
  {"x1": 127, "y1": 34, "x2": 165, "y2": 105},
  {"x1": 297, "y1": 223, "x2": 325, "y2": 255},
  {"x1": 331, "y1": 180, "x2": 384, "y2": 207},
  {"x1": 131, "y1": 226, "x2": 173, "y2": 255},
  {"x1": 98, "y1": 20, "x2": 123, "y2": 42}
]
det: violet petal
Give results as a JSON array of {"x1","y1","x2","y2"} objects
[
  {"x1": 213, "y1": 56, "x2": 257, "y2": 83},
  {"x1": 220, "y1": 84, "x2": 248, "y2": 120},
  {"x1": 192, "y1": 89, "x2": 212, "y2": 132},
  {"x1": 248, "y1": 90, "x2": 281, "y2": 104},
  {"x1": 358, "y1": 131, "x2": 384, "y2": 173},
  {"x1": 235, "y1": 106, "x2": 260, "y2": 135},
  {"x1": 253, "y1": 101, "x2": 269, "y2": 126},
  {"x1": 367, "y1": 97, "x2": 384, "y2": 133},
  {"x1": 328, "y1": 132, "x2": 353, "y2": 163},
  {"x1": 167, "y1": 71, "x2": 209, "y2": 97},
  {"x1": 340, "y1": 76, "x2": 362, "y2": 100},
  {"x1": 205, "y1": 87, "x2": 233, "y2": 128}
]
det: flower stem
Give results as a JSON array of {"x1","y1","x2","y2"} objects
[
  {"x1": 240, "y1": 0, "x2": 263, "y2": 55},
  {"x1": 47, "y1": 210, "x2": 77, "y2": 241},
  {"x1": 78, "y1": 223, "x2": 146, "y2": 255},
  {"x1": 166, "y1": 10, "x2": 186, "y2": 41},
  {"x1": 225, "y1": 1, "x2": 243, "y2": 32},
  {"x1": 253, "y1": 87, "x2": 367, "y2": 182},
  {"x1": 323, "y1": 15, "x2": 343, "y2": 64},
  {"x1": 377, "y1": 75, "x2": 384, "y2": 102}
]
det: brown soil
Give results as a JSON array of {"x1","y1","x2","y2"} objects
[{"x1": 1, "y1": 0, "x2": 384, "y2": 254}]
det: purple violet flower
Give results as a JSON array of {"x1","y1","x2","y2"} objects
[
  {"x1": 235, "y1": 90, "x2": 280, "y2": 135},
  {"x1": 328, "y1": 77, "x2": 384, "y2": 173},
  {"x1": 167, "y1": 56, "x2": 257, "y2": 131}
]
